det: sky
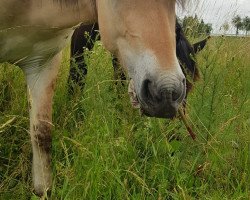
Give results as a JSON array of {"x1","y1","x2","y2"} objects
[{"x1": 176, "y1": 0, "x2": 250, "y2": 34}]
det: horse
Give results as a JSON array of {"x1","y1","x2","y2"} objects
[
  {"x1": 0, "y1": 0, "x2": 186, "y2": 196},
  {"x1": 68, "y1": 21, "x2": 210, "y2": 99}
]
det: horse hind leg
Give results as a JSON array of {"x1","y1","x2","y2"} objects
[{"x1": 24, "y1": 53, "x2": 61, "y2": 196}]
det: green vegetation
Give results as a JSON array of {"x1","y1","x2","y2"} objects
[
  {"x1": 180, "y1": 15, "x2": 213, "y2": 37},
  {"x1": 232, "y1": 15, "x2": 250, "y2": 36},
  {"x1": 0, "y1": 37, "x2": 249, "y2": 199}
]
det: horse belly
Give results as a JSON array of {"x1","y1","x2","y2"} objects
[{"x1": 0, "y1": 26, "x2": 74, "y2": 71}]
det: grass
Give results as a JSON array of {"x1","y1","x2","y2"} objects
[{"x1": 0, "y1": 36, "x2": 249, "y2": 199}]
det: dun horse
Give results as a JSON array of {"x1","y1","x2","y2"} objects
[
  {"x1": 68, "y1": 21, "x2": 210, "y2": 96},
  {"x1": 1, "y1": 0, "x2": 186, "y2": 196}
]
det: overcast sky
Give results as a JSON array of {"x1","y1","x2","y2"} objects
[{"x1": 177, "y1": 0, "x2": 250, "y2": 34}]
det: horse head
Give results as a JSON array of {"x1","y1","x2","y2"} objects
[{"x1": 97, "y1": 0, "x2": 186, "y2": 118}]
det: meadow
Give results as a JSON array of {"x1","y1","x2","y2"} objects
[{"x1": 0, "y1": 36, "x2": 249, "y2": 199}]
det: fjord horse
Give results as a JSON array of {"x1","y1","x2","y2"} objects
[
  {"x1": 69, "y1": 21, "x2": 210, "y2": 96},
  {"x1": 0, "y1": 0, "x2": 186, "y2": 196}
]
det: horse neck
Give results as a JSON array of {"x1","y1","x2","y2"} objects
[
  {"x1": 32, "y1": 0, "x2": 98, "y2": 27},
  {"x1": 0, "y1": 0, "x2": 98, "y2": 29}
]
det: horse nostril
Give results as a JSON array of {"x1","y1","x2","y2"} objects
[
  {"x1": 142, "y1": 79, "x2": 154, "y2": 100},
  {"x1": 160, "y1": 89, "x2": 179, "y2": 102},
  {"x1": 172, "y1": 90, "x2": 179, "y2": 102},
  {"x1": 171, "y1": 78, "x2": 186, "y2": 102},
  {"x1": 160, "y1": 86, "x2": 183, "y2": 102}
]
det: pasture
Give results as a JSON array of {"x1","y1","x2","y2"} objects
[{"x1": 0, "y1": 36, "x2": 249, "y2": 199}]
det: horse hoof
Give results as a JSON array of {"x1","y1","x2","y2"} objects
[{"x1": 34, "y1": 184, "x2": 51, "y2": 197}]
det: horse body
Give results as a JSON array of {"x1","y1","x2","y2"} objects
[
  {"x1": 0, "y1": 0, "x2": 186, "y2": 196},
  {"x1": 0, "y1": 0, "x2": 96, "y2": 70}
]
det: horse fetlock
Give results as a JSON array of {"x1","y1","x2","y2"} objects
[
  {"x1": 33, "y1": 175, "x2": 52, "y2": 197},
  {"x1": 32, "y1": 153, "x2": 52, "y2": 197},
  {"x1": 32, "y1": 121, "x2": 52, "y2": 196}
]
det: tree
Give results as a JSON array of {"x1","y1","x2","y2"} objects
[
  {"x1": 204, "y1": 23, "x2": 213, "y2": 35},
  {"x1": 232, "y1": 15, "x2": 243, "y2": 35},
  {"x1": 182, "y1": 15, "x2": 213, "y2": 37},
  {"x1": 221, "y1": 22, "x2": 229, "y2": 34},
  {"x1": 242, "y1": 16, "x2": 250, "y2": 35}
]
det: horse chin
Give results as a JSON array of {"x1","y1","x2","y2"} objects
[{"x1": 128, "y1": 79, "x2": 141, "y2": 109}]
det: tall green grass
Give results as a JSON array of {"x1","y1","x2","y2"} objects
[{"x1": 0, "y1": 37, "x2": 249, "y2": 199}]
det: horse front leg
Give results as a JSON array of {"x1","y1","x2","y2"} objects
[
  {"x1": 24, "y1": 53, "x2": 61, "y2": 196},
  {"x1": 68, "y1": 23, "x2": 99, "y2": 93}
]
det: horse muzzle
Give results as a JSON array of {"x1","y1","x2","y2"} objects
[{"x1": 130, "y1": 74, "x2": 186, "y2": 119}]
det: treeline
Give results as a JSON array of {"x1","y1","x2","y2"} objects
[
  {"x1": 178, "y1": 15, "x2": 212, "y2": 38},
  {"x1": 178, "y1": 14, "x2": 250, "y2": 37},
  {"x1": 232, "y1": 15, "x2": 250, "y2": 36}
]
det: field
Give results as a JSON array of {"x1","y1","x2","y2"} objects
[{"x1": 0, "y1": 36, "x2": 249, "y2": 199}]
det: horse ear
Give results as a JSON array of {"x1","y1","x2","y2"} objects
[{"x1": 192, "y1": 36, "x2": 210, "y2": 53}]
